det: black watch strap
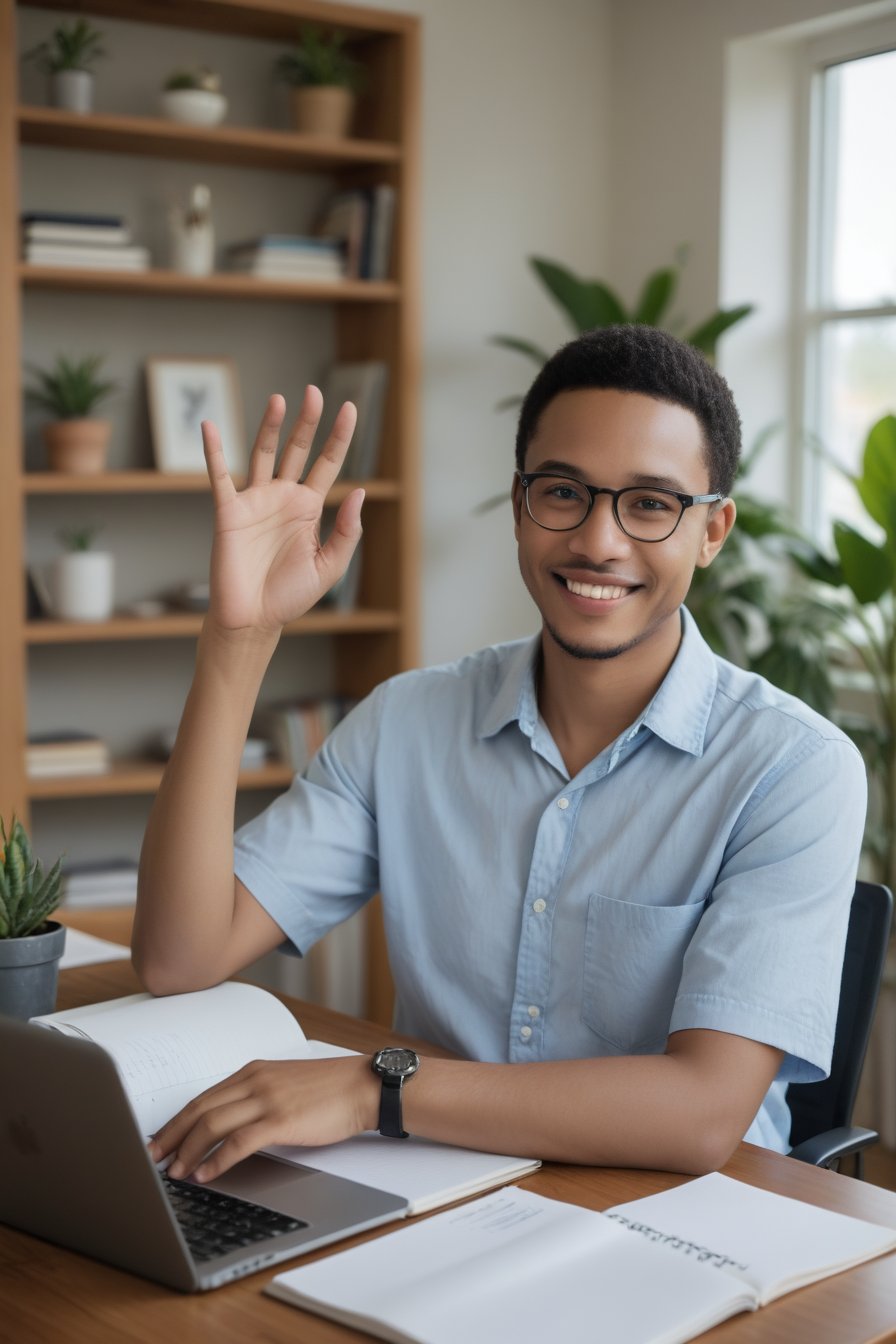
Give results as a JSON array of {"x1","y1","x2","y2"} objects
[{"x1": 378, "y1": 1073, "x2": 407, "y2": 1139}]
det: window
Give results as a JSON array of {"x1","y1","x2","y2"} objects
[{"x1": 802, "y1": 35, "x2": 896, "y2": 542}]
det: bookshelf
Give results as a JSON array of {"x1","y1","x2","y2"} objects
[{"x1": 0, "y1": 0, "x2": 420, "y2": 1023}]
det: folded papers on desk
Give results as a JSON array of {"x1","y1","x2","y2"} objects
[{"x1": 267, "y1": 1176, "x2": 896, "y2": 1344}]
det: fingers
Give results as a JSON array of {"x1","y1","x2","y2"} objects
[
  {"x1": 317, "y1": 488, "x2": 365, "y2": 592},
  {"x1": 202, "y1": 419, "x2": 238, "y2": 506},
  {"x1": 246, "y1": 392, "x2": 288, "y2": 487},
  {"x1": 274, "y1": 385, "x2": 324, "y2": 484},
  {"x1": 304, "y1": 399, "x2": 358, "y2": 496}
]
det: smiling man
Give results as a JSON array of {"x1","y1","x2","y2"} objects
[{"x1": 134, "y1": 325, "x2": 867, "y2": 1184}]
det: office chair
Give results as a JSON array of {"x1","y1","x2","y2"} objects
[{"x1": 787, "y1": 880, "x2": 893, "y2": 1178}]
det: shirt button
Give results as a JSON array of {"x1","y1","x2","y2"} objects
[
  {"x1": 532, "y1": 898, "x2": 547, "y2": 914},
  {"x1": 520, "y1": 1025, "x2": 532, "y2": 1040},
  {"x1": 557, "y1": 797, "x2": 569, "y2": 810},
  {"x1": 527, "y1": 1005, "x2": 540, "y2": 1019}
]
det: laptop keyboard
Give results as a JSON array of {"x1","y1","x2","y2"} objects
[{"x1": 162, "y1": 1174, "x2": 308, "y2": 1263}]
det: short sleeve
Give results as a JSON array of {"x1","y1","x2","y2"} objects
[
  {"x1": 669, "y1": 734, "x2": 867, "y2": 1083},
  {"x1": 233, "y1": 688, "x2": 385, "y2": 955}
]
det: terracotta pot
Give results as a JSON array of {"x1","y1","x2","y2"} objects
[
  {"x1": 290, "y1": 86, "x2": 355, "y2": 138},
  {"x1": 42, "y1": 418, "x2": 111, "y2": 474}
]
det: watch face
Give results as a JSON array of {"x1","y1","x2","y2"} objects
[{"x1": 374, "y1": 1047, "x2": 419, "y2": 1078}]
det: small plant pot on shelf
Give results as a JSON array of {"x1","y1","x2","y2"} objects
[
  {"x1": 50, "y1": 69, "x2": 94, "y2": 114},
  {"x1": 42, "y1": 418, "x2": 111, "y2": 474},
  {"x1": 160, "y1": 89, "x2": 227, "y2": 126},
  {"x1": 290, "y1": 86, "x2": 355, "y2": 137},
  {"x1": 0, "y1": 921, "x2": 66, "y2": 1019},
  {"x1": 51, "y1": 551, "x2": 115, "y2": 622}
]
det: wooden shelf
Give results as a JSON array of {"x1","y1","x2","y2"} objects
[
  {"x1": 23, "y1": 472, "x2": 402, "y2": 498},
  {"x1": 18, "y1": 105, "x2": 402, "y2": 172},
  {"x1": 28, "y1": 758, "x2": 295, "y2": 799},
  {"x1": 26, "y1": 608, "x2": 402, "y2": 643},
  {"x1": 20, "y1": 264, "x2": 401, "y2": 302}
]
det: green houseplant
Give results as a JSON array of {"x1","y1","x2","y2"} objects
[
  {"x1": 26, "y1": 354, "x2": 117, "y2": 474},
  {"x1": 0, "y1": 817, "x2": 65, "y2": 1019},
  {"x1": 274, "y1": 26, "x2": 362, "y2": 137},
  {"x1": 24, "y1": 18, "x2": 106, "y2": 114},
  {"x1": 795, "y1": 413, "x2": 896, "y2": 885},
  {"x1": 491, "y1": 249, "x2": 754, "y2": 409},
  {"x1": 160, "y1": 67, "x2": 227, "y2": 126}
]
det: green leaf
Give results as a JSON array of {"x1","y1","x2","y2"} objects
[
  {"x1": 856, "y1": 414, "x2": 896, "y2": 542},
  {"x1": 494, "y1": 395, "x2": 524, "y2": 413},
  {"x1": 685, "y1": 304, "x2": 754, "y2": 357},
  {"x1": 530, "y1": 257, "x2": 627, "y2": 331},
  {"x1": 489, "y1": 335, "x2": 551, "y2": 366},
  {"x1": 833, "y1": 521, "x2": 893, "y2": 603},
  {"x1": 790, "y1": 546, "x2": 843, "y2": 586},
  {"x1": 632, "y1": 267, "x2": 677, "y2": 325}
]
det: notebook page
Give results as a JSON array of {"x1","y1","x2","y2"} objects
[
  {"x1": 268, "y1": 1187, "x2": 752, "y2": 1344},
  {"x1": 32, "y1": 983, "x2": 309, "y2": 1135},
  {"x1": 266, "y1": 1130, "x2": 540, "y2": 1214},
  {"x1": 606, "y1": 1172, "x2": 896, "y2": 1304}
]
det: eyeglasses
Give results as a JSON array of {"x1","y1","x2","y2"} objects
[{"x1": 516, "y1": 472, "x2": 724, "y2": 543}]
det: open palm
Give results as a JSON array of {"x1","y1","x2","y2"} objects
[{"x1": 203, "y1": 388, "x2": 363, "y2": 633}]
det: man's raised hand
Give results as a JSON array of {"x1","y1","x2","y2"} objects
[{"x1": 202, "y1": 387, "x2": 362, "y2": 634}]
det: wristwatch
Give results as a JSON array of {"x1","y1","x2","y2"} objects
[{"x1": 371, "y1": 1046, "x2": 420, "y2": 1138}]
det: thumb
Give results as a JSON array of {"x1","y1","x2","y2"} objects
[{"x1": 317, "y1": 488, "x2": 365, "y2": 590}]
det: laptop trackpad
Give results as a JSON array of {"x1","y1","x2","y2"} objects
[{"x1": 206, "y1": 1153, "x2": 404, "y2": 1224}]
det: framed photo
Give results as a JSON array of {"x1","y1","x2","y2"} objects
[{"x1": 146, "y1": 357, "x2": 246, "y2": 474}]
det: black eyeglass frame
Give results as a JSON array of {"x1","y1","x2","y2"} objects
[{"x1": 516, "y1": 471, "x2": 725, "y2": 543}]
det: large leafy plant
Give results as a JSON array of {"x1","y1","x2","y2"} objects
[
  {"x1": 797, "y1": 413, "x2": 896, "y2": 882},
  {"x1": 0, "y1": 817, "x2": 62, "y2": 939},
  {"x1": 491, "y1": 249, "x2": 754, "y2": 411}
]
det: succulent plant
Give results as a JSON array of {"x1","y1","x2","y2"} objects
[
  {"x1": 274, "y1": 25, "x2": 362, "y2": 90},
  {"x1": 25, "y1": 354, "x2": 118, "y2": 420},
  {"x1": 163, "y1": 66, "x2": 222, "y2": 92},
  {"x1": 0, "y1": 817, "x2": 62, "y2": 939}
]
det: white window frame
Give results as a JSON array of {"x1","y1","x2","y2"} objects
[{"x1": 795, "y1": 16, "x2": 896, "y2": 539}]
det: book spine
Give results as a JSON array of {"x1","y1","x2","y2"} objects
[{"x1": 23, "y1": 224, "x2": 131, "y2": 245}]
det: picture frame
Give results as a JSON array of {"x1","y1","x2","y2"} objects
[{"x1": 146, "y1": 356, "x2": 246, "y2": 474}]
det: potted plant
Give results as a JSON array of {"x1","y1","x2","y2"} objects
[
  {"x1": 25, "y1": 353, "x2": 118, "y2": 474},
  {"x1": 274, "y1": 25, "x2": 362, "y2": 137},
  {"x1": 51, "y1": 524, "x2": 115, "y2": 623},
  {"x1": 160, "y1": 67, "x2": 227, "y2": 126},
  {"x1": 0, "y1": 817, "x2": 64, "y2": 1019},
  {"x1": 23, "y1": 18, "x2": 106, "y2": 114}
]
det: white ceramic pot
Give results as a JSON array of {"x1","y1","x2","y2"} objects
[
  {"x1": 50, "y1": 69, "x2": 94, "y2": 114},
  {"x1": 51, "y1": 551, "x2": 115, "y2": 622},
  {"x1": 160, "y1": 89, "x2": 227, "y2": 126},
  {"x1": 170, "y1": 223, "x2": 215, "y2": 276}
]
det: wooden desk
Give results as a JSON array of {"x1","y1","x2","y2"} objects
[{"x1": 4, "y1": 959, "x2": 896, "y2": 1344}]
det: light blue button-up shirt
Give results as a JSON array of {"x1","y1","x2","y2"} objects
[{"x1": 234, "y1": 608, "x2": 867, "y2": 1152}]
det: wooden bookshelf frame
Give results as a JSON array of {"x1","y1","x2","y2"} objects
[{"x1": 2, "y1": 0, "x2": 420, "y2": 1023}]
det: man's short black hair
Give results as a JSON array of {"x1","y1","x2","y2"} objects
[{"x1": 515, "y1": 325, "x2": 742, "y2": 496}]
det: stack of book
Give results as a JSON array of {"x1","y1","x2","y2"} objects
[
  {"x1": 224, "y1": 235, "x2": 346, "y2": 282},
  {"x1": 26, "y1": 732, "x2": 110, "y2": 778},
  {"x1": 315, "y1": 184, "x2": 396, "y2": 280},
  {"x1": 20, "y1": 211, "x2": 150, "y2": 271},
  {"x1": 61, "y1": 858, "x2": 139, "y2": 909},
  {"x1": 254, "y1": 697, "x2": 353, "y2": 772}
]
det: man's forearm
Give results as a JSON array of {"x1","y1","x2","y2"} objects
[
  {"x1": 132, "y1": 621, "x2": 278, "y2": 990},
  {"x1": 400, "y1": 1031, "x2": 783, "y2": 1174}
]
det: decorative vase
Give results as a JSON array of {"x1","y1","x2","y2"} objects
[
  {"x1": 160, "y1": 89, "x2": 228, "y2": 126},
  {"x1": 50, "y1": 69, "x2": 94, "y2": 114},
  {"x1": 290, "y1": 86, "x2": 355, "y2": 137},
  {"x1": 0, "y1": 922, "x2": 66, "y2": 1019},
  {"x1": 169, "y1": 184, "x2": 215, "y2": 276},
  {"x1": 42, "y1": 418, "x2": 111, "y2": 474},
  {"x1": 51, "y1": 551, "x2": 115, "y2": 622}
]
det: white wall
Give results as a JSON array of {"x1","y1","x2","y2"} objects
[{"x1": 353, "y1": 0, "x2": 614, "y2": 665}]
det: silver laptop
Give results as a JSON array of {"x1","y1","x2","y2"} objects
[{"x1": 0, "y1": 1017, "x2": 408, "y2": 1291}]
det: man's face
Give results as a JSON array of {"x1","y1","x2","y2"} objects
[{"x1": 513, "y1": 387, "x2": 732, "y2": 663}]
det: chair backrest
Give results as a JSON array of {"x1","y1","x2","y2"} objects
[{"x1": 787, "y1": 880, "x2": 893, "y2": 1149}]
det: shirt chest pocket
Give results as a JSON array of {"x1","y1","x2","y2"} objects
[{"x1": 582, "y1": 893, "x2": 707, "y2": 1052}]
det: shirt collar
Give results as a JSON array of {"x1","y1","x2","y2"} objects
[{"x1": 475, "y1": 609, "x2": 717, "y2": 756}]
